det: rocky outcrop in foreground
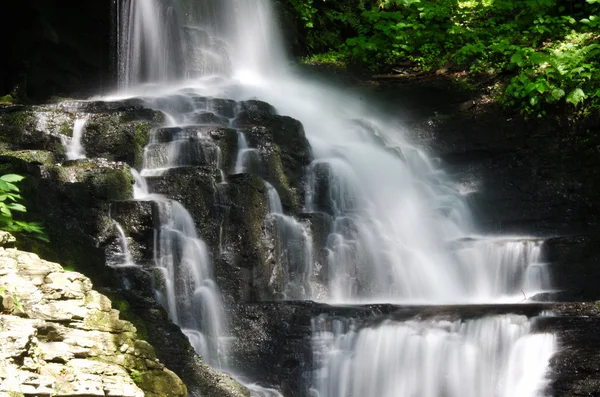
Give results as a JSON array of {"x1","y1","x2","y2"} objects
[{"x1": 0, "y1": 245, "x2": 187, "y2": 397}]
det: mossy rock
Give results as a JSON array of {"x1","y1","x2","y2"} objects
[
  {"x1": 238, "y1": 114, "x2": 312, "y2": 213},
  {"x1": 0, "y1": 149, "x2": 56, "y2": 167},
  {"x1": 135, "y1": 368, "x2": 188, "y2": 397},
  {"x1": 54, "y1": 159, "x2": 134, "y2": 201},
  {"x1": 214, "y1": 127, "x2": 239, "y2": 174},
  {"x1": 82, "y1": 113, "x2": 154, "y2": 169}
]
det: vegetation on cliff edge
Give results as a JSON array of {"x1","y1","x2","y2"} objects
[{"x1": 287, "y1": 0, "x2": 600, "y2": 118}]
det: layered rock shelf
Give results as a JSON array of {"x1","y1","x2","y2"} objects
[{"x1": 0, "y1": 246, "x2": 186, "y2": 397}]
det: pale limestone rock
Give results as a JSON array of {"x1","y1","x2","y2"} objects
[
  {"x1": 0, "y1": 231, "x2": 16, "y2": 247},
  {"x1": 0, "y1": 248, "x2": 187, "y2": 397}
]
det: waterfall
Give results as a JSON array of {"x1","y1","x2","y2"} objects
[
  {"x1": 111, "y1": 0, "x2": 557, "y2": 395},
  {"x1": 117, "y1": 0, "x2": 186, "y2": 87},
  {"x1": 311, "y1": 315, "x2": 556, "y2": 397},
  {"x1": 66, "y1": 117, "x2": 88, "y2": 160}
]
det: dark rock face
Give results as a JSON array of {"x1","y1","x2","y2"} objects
[{"x1": 235, "y1": 100, "x2": 312, "y2": 212}]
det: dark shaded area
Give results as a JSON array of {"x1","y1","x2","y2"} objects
[{"x1": 1, "y1": 0, "x2": 112, "y2": 100}]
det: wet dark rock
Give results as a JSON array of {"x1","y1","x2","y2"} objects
[
  {"x1": 542, "y1": 235, "x2": 600, "y2": 302},
  {"x1": 536, "y1": 303, "x2": 600, "y2": 397},
  {"x1": 238, "y1": 115, "x2": 312, "y2": 212},
  {"x1": 192, "y1": 111, "x2": 229, "y2": 126},
  {"x1": 146, "y1": 167, "x2": 220, "y2": 247},
  {"x1": 208, "y1": 98, "x2": 237, "y2": 119},
  {"x1": 234, "y1": 100, "x2": 277, "y2": 126},
  {"x1": 109, "y1": 200, "x2": 157, "y2": 263},
  {"x1": 306, "y1": 162, "x2": 334, "y2": 215},
  {"x1": 298, "y1": 212, "x2": 331, "y2": 284},
  {"x1": 82, "y1": 113, "x2": 155, "y2": 168},
  {"x1": 402, "y1": 91, "x2": 600, "y2": 304},
  {"x1": 216, "y1": 174, "x2": 270, "y2": 302}
]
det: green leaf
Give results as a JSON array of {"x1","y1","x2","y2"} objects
[
  {"x1": 7, "y1": 203, "x2": 26, "y2": 212},
  {"x1": 510, "y1": 53, "x2": 523, "y2": 66},
  {"x1": 0, "y1": 174, "x2": 24, "y2": 183},
  {"x1": 535, "y1": 82, "x2": 548, "y2": 94},
  {"x1": 530, "y1": 96, "x2": 539, "y2": 106},
  {"x1": 552, "y1": 88, "x2": 566, "y2": 100},
  {"x1": 566, "y1": 88, "x2": 586, "y2": 106},
  {"x1": 0, "y1": 180, "x2": 19, "y2": 193}
]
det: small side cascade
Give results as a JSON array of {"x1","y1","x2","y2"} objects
[
  {"x1": 130, "y1": 164, "x2": 227, "y2": 366},
  {"x1": 153, "y1": 199, "x2": 226, "y2": 366},
  {"x1": 234, "y1": 131, "x2": 259, "y2": 174},
  {"x1": 110, "y1": 221, "x2": 136, "y2": 268},
  {"x1": 131, "y1": 168, "x2": 150, "y2": 199},
  {"x1": 451, "y1": 237, "x2": 552, "y2": 301},
  {"x1": 311, "y1": 315, "x2": 557, "y2": 397},
  {"x1": 143, "y1": 126, "x2": 222, "y2": 175},
  {"x1": 265, "y1": 182, "x2": 315, "y2": 299},
  {"x1": 66, "y1": 117, "x2": 89, "y2": 160}
]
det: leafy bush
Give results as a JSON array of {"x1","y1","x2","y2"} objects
[
  {"x1": 291, "y1": 0, "x2": 600, "y2": 117},
  {"x1": 0, "y1": 174, "x2": 48, "y2": 241}
]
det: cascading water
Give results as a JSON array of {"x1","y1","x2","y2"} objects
[
  {"x1": 65, "y1": 117, "x2": 88, "y2": 160},
  {"x1": 110, "y1": 0, "x2": 558, "y2": 395},
  {"x1": 153, "y1": 199, "x2": 226, "y2": 365},
  {"x1": 265, "y1": 181, "x2": 314, "y2": 299},
  {"x1": 311, "y1": 315, "x2": 556, "y2": 397}
]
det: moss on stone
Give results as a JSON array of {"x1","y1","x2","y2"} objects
[
  {"x1": 218, "y1": 128, "x2": 239, "y2": 174},
  {"x1": 136, "y1": 368, "x2": 187, "y2": 397},
  {"x1": 104, "y1": 292, "x2": 150, "y2": 342},
  {"x1": 0, "y1": 150, "x2": 55, "y2": 166},
  {"x1": 54, "y1": 162, "x2": 134, "y2": 201},
  {"x1": 58, "y1": 118, "x2": 73, "y2": 137},
  {"x1": 266, "y1": 147, "x2": 298, "y2": 210},
  {"x1": 83, "y1": 114, "x2": 154, "y2": 167},
  {"x1": 0, "y1": 110, "x2": 36, "y2": 143},
  {"x1": 134, "y1": 122, "x2": 151, "y2": 169},
  {"x1": 0, "y1": 94, "x2": 14, "y2": 104}
]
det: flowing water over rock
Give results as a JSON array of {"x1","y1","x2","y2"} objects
[
  {"x1": 107, "y1": 0, "x2": 558, "y2": 395},
  {"x1": 311, "y1": 315, "x2": 556, "y2": 397},
  {"x1": 65, "y1": 117, "x2": 88, "y2": 160}
]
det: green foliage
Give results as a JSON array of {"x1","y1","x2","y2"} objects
[
  {"x1": 303, "y1": 51, "x2": 348, "y2": 69},
  {"x1": 0, "y1": 174, "x2": 48, "y2": 241},
  {"x1": 292, "y1": 0, "x2": 600, "y2": 117},
  {"x1": 0, "y1": 94, "x2": 14, "y2": 104}
]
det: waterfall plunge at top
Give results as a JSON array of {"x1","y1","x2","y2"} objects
[{"x1": 116, "y1": 0, "x2": 284, "y2": 88}]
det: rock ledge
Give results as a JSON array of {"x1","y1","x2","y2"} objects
[{"x1": 0, "y1": 247, "x2": 187, "y2": 397}]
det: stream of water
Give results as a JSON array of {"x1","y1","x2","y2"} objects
[{"x1": 107, "y1": 0, "x2": 557, "y2": 396}]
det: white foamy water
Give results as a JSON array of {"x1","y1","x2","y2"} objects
[
  {"x1": 311, "y1": 315, "x2": 556, "y2": 397},
  {"x1": 66, "y1": 117, "x2": 88, "y2": 160}
]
